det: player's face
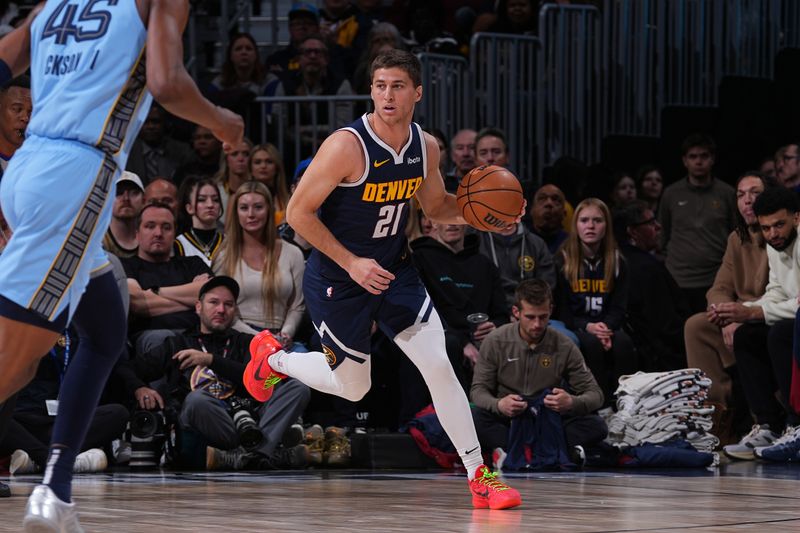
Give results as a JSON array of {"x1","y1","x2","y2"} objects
[
  {"x1": 227, "y1": 142, "x2": 251, "y2": 177},
  {"x1": 237, "y1": 192, "x2": 269, "y2": 234},
  {"x1": 138, "y1": 207, "x2": 175, "y2": 259},
  {"x1": 576, "y1": 205, "x2": 606, "y2": 247},
  {"x1": 737, "y1": 175, "x2": 765, "y2": 226},
  {"x1": 371, "y1": 68, "x2": 421, "y2": 125},
  {"x1": 113, "y1": 183, "x2": 144, "y2": 220},
  {"x1": 251, "y1": 149, "x2": 277, "y2": 186},
  {"x1": 197, "y1": 286, "x2": 237, "y2": 333},
  {"x1": 0, "y1": 86, "x2": 31, "y2": 149},
  {"x1": 190, "y1": 184, "x2": 222, "y2": 226},
  {"x1": 513, "y1": 299, "x2": 551, "y2": 343},
  {"x1": 475, "y1": 135, "x2": 508, "y2": 167}
]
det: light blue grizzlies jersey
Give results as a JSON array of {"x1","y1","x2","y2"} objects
[
  {"x1": 307, "y1": 114, "x2": 427, "y2": 281},
  {"x1": 27, "y1": 0, "x2": 152, "y2": 166}
]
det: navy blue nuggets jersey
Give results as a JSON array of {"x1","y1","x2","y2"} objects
[{"x1": 307, "y1": 114, "x2": 427, "y2": 281}]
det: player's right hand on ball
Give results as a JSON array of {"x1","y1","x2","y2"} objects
[
  {"x1": 213, "y1": 106, "x2": 244, "y2": 154},
  {"x1": 349, "y1": 257, "x2": 395, "y2": 295}
]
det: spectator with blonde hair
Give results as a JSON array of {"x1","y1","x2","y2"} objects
[
  {"x1": 215, "y1": 137, "x2": 253, "y2": 209},
  {"x1": 556, "y1": 198, "x2": 636, "y2": 405},
  {"x1": 250, "y1": 143, "x2": 290, "y2": 226},
  {"x1": 213, "y1": 182, "x2": 306, "y2": 351}
]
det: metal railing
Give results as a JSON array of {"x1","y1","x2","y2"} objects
[
  {"x1": 252, "y1": 94, "x2": 372, "y2": 166},
  {"x1": 537, "y1": 5, "x2": 602, "y2": 175},
  {"x1": 470, "y1": 33, "x2": 539, "y2": 181},
  {"x1": 416, "y1": 53, "x2": 473, "y2": 144}
]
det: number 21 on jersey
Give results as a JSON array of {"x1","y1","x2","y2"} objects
[{"x1": 372, "y1": 203, "x2": 406, "y2": 238}]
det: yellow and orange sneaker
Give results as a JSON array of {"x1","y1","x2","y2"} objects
[
  {"x1": 243, "y1": 330, "x2": 287, "y2": 402},
  {"x1": 468, "y1": 465, "x2": 522, "y2": 510}
]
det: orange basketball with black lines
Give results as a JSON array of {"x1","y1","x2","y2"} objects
[{"x1": 456, "y1": 165, "x2": 524, "y2": 232}]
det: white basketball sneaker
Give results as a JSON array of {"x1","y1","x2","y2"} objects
[{"x1": 23, "y1": 485, "x2": 84, "y2": 533}]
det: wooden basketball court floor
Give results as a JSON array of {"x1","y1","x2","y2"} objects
[{"x1": 2, "y1": 460, "x2": 800, "y2": 532}]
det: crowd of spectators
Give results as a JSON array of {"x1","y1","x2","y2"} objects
[{"x1": 3, "y1": 0, "x2": 800, "y2": 478}]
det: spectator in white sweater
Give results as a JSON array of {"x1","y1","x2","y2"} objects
[{"x1": 213, "y1": 181, "x2": 307, "y2": 351}]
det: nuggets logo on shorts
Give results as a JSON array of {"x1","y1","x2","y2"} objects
[
  {"x1": 322, "y1": 344, "x2": 337, "y2": 367},
  {"x1": 540, "y1": 355, "x2": 553, "y2": 368},
  {"x1": 519, "y1": 255, "x2": 535, "y2": 272}
]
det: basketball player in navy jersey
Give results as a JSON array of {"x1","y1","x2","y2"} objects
[
  {"x1": 0, "y1": 1, "x2": 242, "y2": 530},
  {"x1": 245, "y1": 49, "x2": 521, "y2": 510}
]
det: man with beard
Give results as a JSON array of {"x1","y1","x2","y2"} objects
[
  {"x1": 720, "y1": 186, "x2": 800, "y2": 460},
  {"x1": 115, "y1": 276, "x2": 311, "y2": 470},
  {"x1": 103, "y1": 172, "x2": 145, "y2": 258},
  {"x1": 121, "y1": 203, "x2": 213, "y2": 357}
]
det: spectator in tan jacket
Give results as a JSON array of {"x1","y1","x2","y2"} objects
[{"x1": 684, "y1": 172, "x2": 774, "y2": 437}]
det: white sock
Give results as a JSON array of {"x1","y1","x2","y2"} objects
[{"x1": 393, "y1": 311, "x2": 483, "y2": 480}]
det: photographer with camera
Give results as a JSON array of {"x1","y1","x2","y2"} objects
[{"x1": 115, "y1": 276, "x2": 311, "y2": 470}]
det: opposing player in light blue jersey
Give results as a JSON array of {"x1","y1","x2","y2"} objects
[
  {"x1": 245, "y1": 49, "x2": 522, "y2": 510},
  {"x1": 0, "y1": 1, "x2": 243, "y2": 531}
]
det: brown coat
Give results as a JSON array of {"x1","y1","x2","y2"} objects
[{"x1": 705, "y1": 230, "x2": 768, "y2": 306}]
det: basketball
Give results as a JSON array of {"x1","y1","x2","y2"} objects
[{"x1": 456, "y1": 165, "x2": 524, "y2": 231}]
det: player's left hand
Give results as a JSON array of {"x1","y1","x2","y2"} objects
[
  {"x1": 543, "y1": 387, "x2": 573, "y2": 414},
  {"x1": 173, "y1": 349, "x2": 213, "y2": 370},
  {"x1": 348, "y1": 257, "x2": 395, "y2": 295}
]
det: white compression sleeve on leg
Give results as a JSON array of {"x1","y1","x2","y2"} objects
[{"x1": 269, "y1": 350, "x2": 372, "y2": 403}]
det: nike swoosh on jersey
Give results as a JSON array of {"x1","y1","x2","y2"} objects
[{"x1": 373, "y1": 158, "x2": 391, "y2": 168}]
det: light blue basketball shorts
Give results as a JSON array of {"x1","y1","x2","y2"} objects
[{"x1": 0, "y1": 134, "x2": 118, "y2": 323}]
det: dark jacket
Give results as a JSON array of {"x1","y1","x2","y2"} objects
[
  {"x1": 115, "y1": 326, "x2": 254, "y2": 404},
  {"x1": 555, "y1": 251, "x2": 629, "y2": 331},
  {"x1": 411, "y1": 233, "x2": 508, "y2": 344}
]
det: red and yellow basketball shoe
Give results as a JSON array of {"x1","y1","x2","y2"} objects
[
  {"x1": 243, "y1": 330, "x2": 287, "y2": 402},
  {"x1": 468, "y1": 465, "x2": 522, "y2": 510}
]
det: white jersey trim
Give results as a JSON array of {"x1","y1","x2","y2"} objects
[
  {"x1": 361, "y1": 114, "x2": 414, "y2": 164},
  {"x1": 337, "y1": 127, "x2": 370, "y2": 188},
  {"x1": 414, "y1": 123, "x2": 428, "y2": 180}
]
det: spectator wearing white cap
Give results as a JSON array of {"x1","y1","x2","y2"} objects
[{"x1": 103, "y1": 171, "x2": 145, "y2": 258}]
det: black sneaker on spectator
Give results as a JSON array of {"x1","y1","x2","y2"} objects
[
  {"x1": 206, "y1": 447, "x2": 248, "y2": 471},
  {"x1": 249, "y1": 444, "x2": 310, "y2": 470},
  {"x1": 281, "y1": 423, "x2": 304, "y2": 449},
  {"x1": 569, "y1": 445, "x2": 586, "y2": 467}
]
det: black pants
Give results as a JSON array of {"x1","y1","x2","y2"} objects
[
  {"x1": 0, "y1": 404, "x2": 129, "y2": 468},
  {"x1": 733, "y1": 319, "x2": 796, "y2": 429},
  {"x1": 471, "y1": 406, "x2": 608, "y2": 451},
  {"x1": 576, "y1": 329, "x2": 638, "y2": 407},
  {"x1": 681, "y1": 286, "x2": 712, "y2": 315}
]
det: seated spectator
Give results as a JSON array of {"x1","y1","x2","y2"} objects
[
  {"x1": 123, "y1": 203, "x2": 213, "y2": 356},
  {"x1": 250, "y1": 143, "x2": 290, "y2": 226},
  {"x1": 470, "y1": 279, "x2": 606, "y2": 468},
  {"x1": 265, "y1": 2, "x2": 320, "y2": 76},
  {"x1": 411, "y1": 221, "x2": 508, "y2": 390},
  {"x1": 555, "y1": 198, "x2": 636, "y2": 406},
  {"x1": 444, "y1": 128, "x2": 476, "y2": 191},
  {"x1": 609, "y1": 172, "x2": 636, "y2": 208},
  {"x1": 272, "y1": 35, "x2": 355, "y2": 161},
  {"x1": 1, "y1": 328, "x2": 128, "y2": 475},
  {"x1": 175, "y1": 178, "x2": 224, "y2": 267},
  {"x1": 401, "y1": 1, "x2": 460, "y2": 55},
  {"x1": 319, "y1": 0, "x2": 362, "y2": 77},
  {"x1": 424, "y1": 127, "x2": 449, "y2": 179},
  {"x1": 474, "y1": 0, "x2": 537, "y2": 35},
  {"x1": 216, "y1": 138, "x2": 252, "y2": 210},
  {"x1": 471, "y1": 127, "x2": 556, "y2": 309},
  {"x1": 636, "y1": 165, "x2": 663, "y2": 214},
  {"x1": 759, "y1": 155, "x2": 776, "y2": 179},
  {"x1": 684, "y1": 172, "x2": 771, "y2": 442},
  {"x1": 209, "y1": 32, "x2": 269, "y2": 97},
  {"x1": 144, "y1": 178, "x2": 179, "y2": 215},
  {"x1": 776, "y1": 142, "x2": 799, "y2": 190},
  {"x1": 103, "y1": 171, "x2": 144, "y2": 259},
  {"x1": 126, "y1": 104, "x2": 195, "y2": 184},
  {"x1": 614, "y1": 200, "x2": 689, "y2": 371},
  {"x1": 722, "y1": 186, "x2": 800, "y2": 460},
  {"x1": 529, "y1": 184, "x2": 568, "y2": 253},
  {"x1": 353, "y1": 22, "x2": 405, "y2": 94},
  {"x1": 213, "y1": 182, "x2": 306, "y2": 351},
  {"x1": 173, "y1": 125, "x2": 223, "y2": 188},
  {"x1": 115, "y1": 276, "x2": 311, "y2": 470}
]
